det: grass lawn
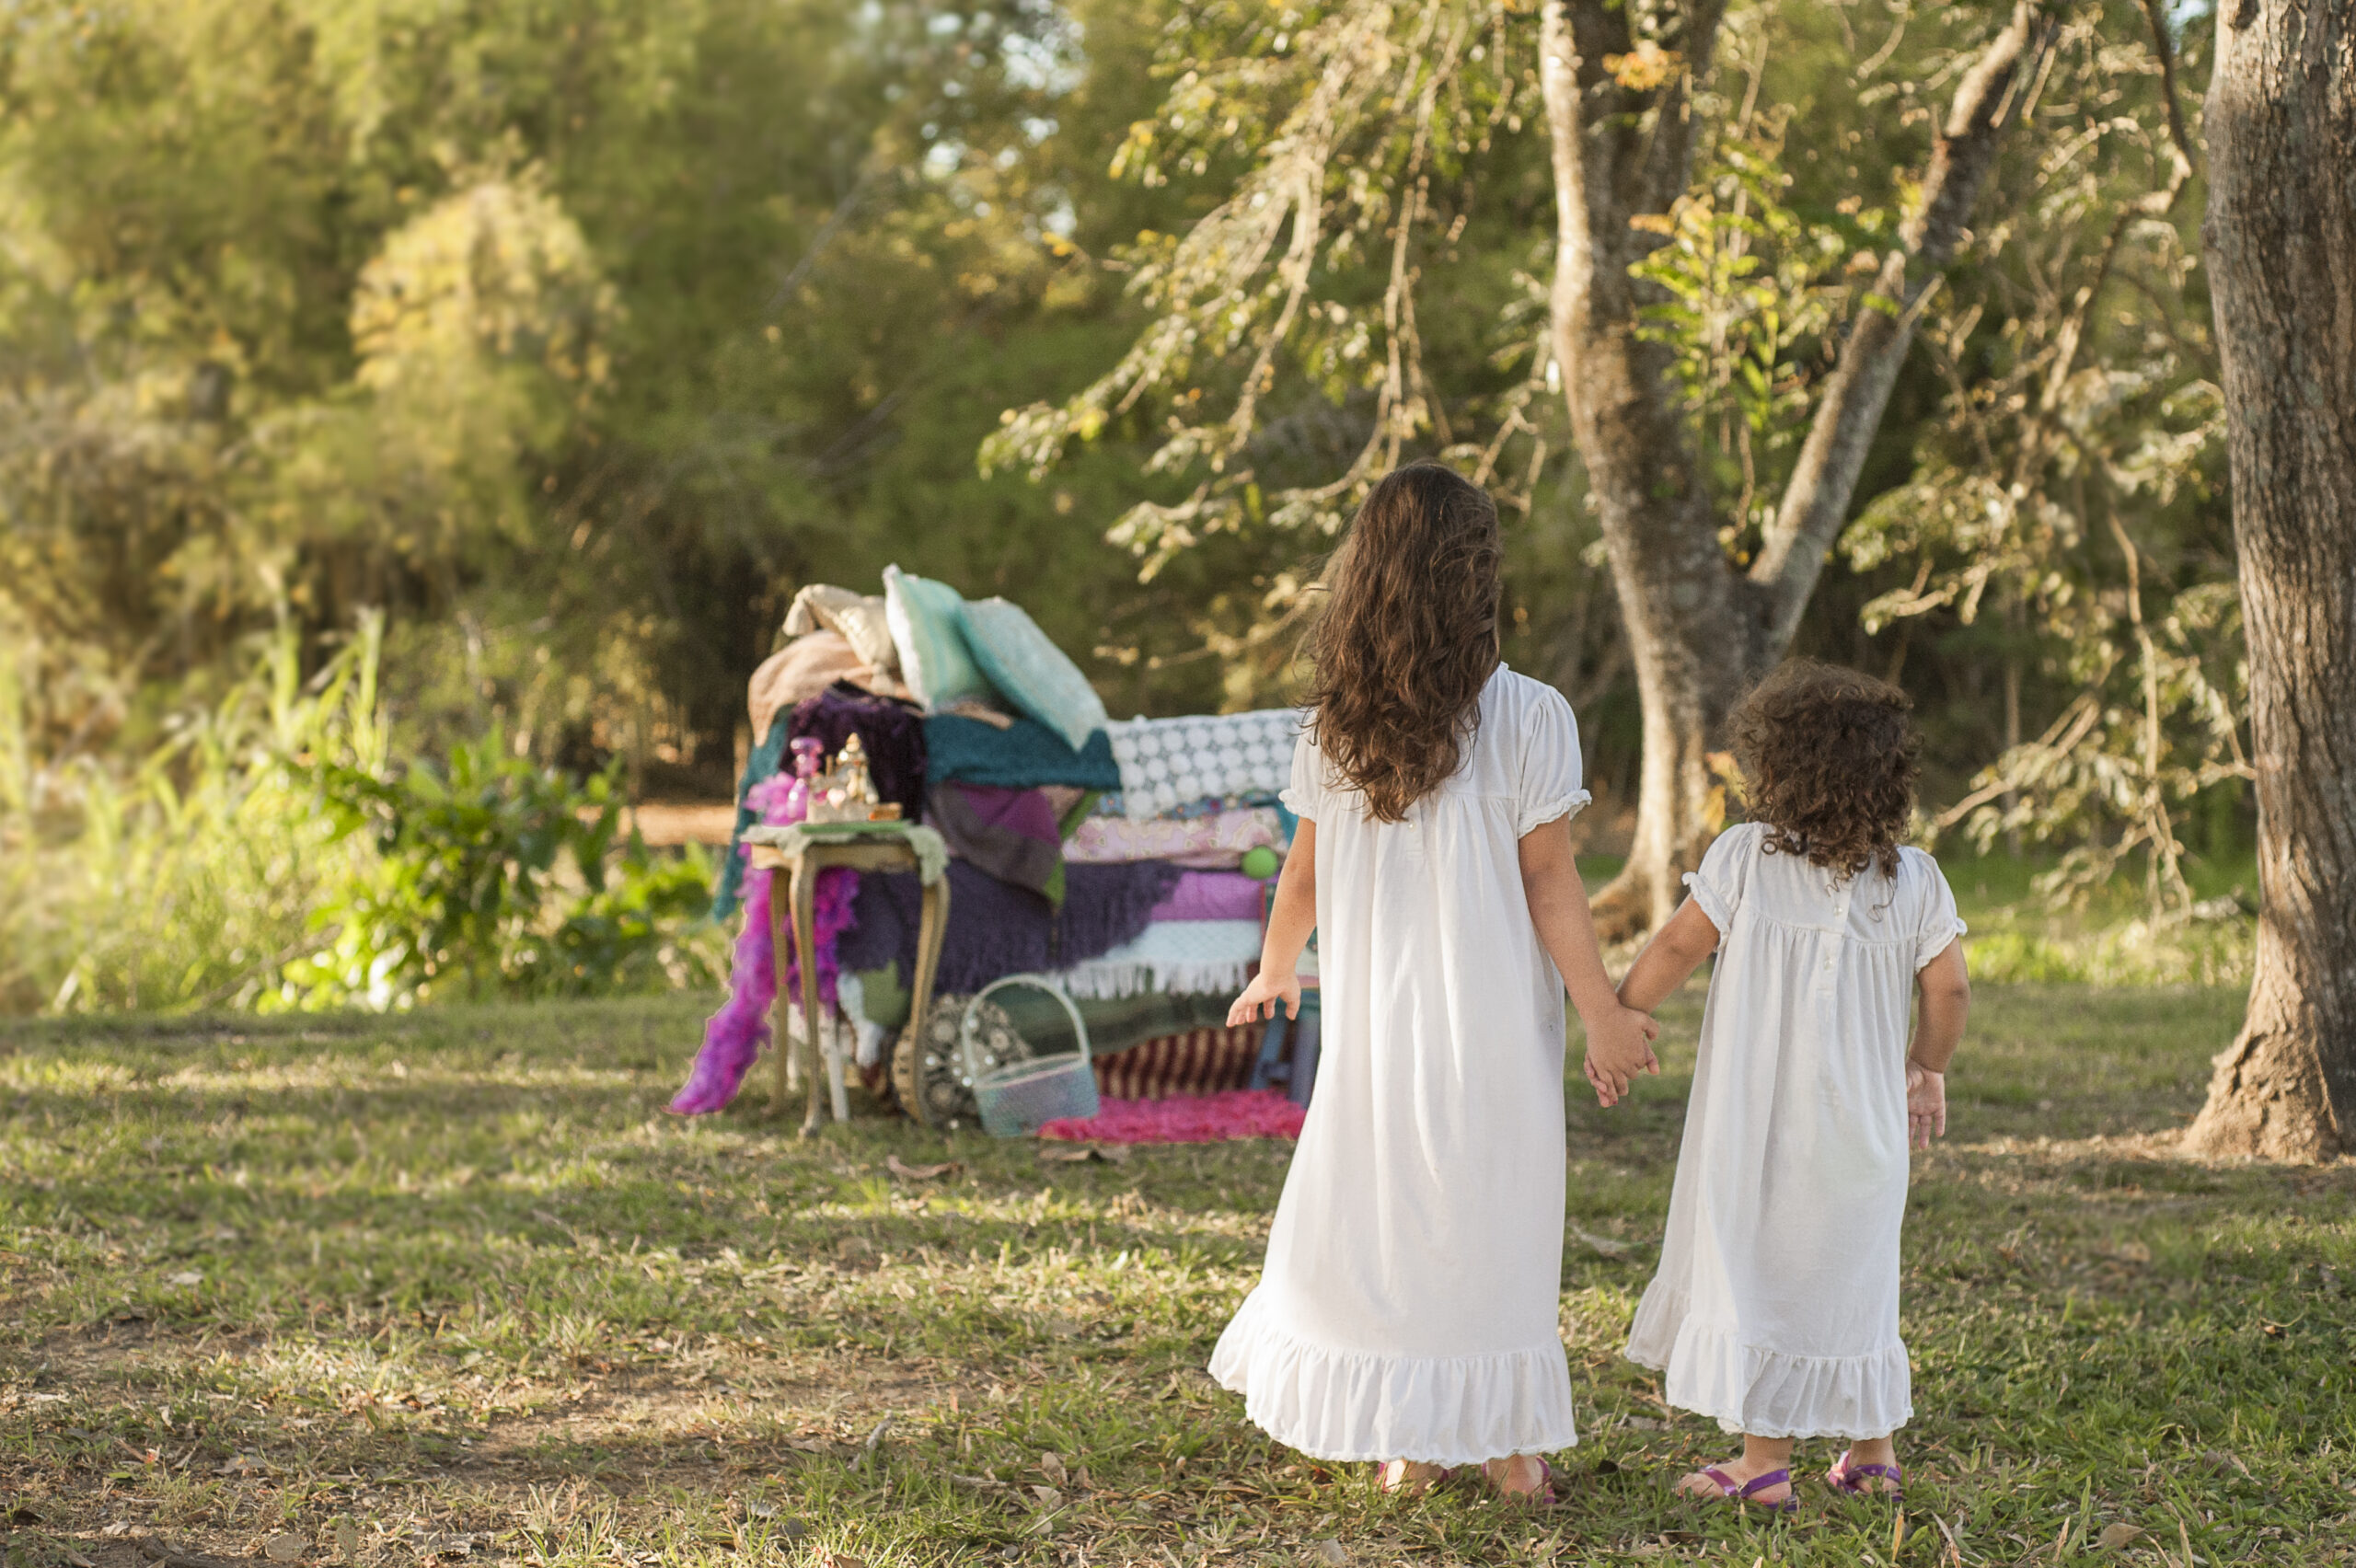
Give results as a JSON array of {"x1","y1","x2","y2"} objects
[{"x1": 3, "y1": 983, "x2": 2351, "y2": 1566}]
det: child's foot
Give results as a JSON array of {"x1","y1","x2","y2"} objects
[
  {"x1": 1676, "y1": 1457, "x2": 1796, "y2": 1513},
  {"x1": 1481, "y1": 1455, "x2": 1555, "y2": 1505},
  {"x1": 1827, "y1": 1443, "x2": 1903, "y2": 1499},
  {"x1": 1373, "y1": 1459, "x2": 1449, "y2": 1497}
]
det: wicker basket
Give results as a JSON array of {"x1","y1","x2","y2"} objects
[{"x1": 959, "y1": 974, "x2": 1096, "y2": 1137}]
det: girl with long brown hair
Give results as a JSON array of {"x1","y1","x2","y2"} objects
[{"x1": 1210, "y1": 463, "x2": 1661, "y2": 1502}]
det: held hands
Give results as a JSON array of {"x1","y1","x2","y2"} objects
[
  {"x1": 1228, "y1": 969, "x2": 1302, "y2": 1028},
  {"x1": 1905, "y1": 1060, "x2": 1946, "y2": 1149},
  {"x1": 1582, "y1": 1004, "x2": 1662, "y2": 1109}
]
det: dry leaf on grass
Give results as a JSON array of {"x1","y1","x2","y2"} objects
[
  {"x1": 1040, "y1": 1450, "x2": 1068, "y2": 1486},
  {"x1": 1314, "y1": 1541, "x2": 1349, "y2": 1565},
  {"x1": 886, "y1": 1155, "x2": 957, "y2": 1182},
  {"x1": 262, "y1": 1536, "x2": 307, "y2": 1563},
  {"x1": 2096, "y1": 1523, "x2": 2148, "y2": 1550}
]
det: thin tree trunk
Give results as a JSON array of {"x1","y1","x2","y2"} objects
[
  {"x1": 1540, "y1": 1, "x2": 2049, "y2": 937},
  {"x1": 2185, "y1": 0, "x2": 2356, "y2": 1163}
]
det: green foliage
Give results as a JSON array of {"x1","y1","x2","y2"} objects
[
  {"x1": 1835, "y1": 5, "x2": 2235, "y2": 916},
  {"x1": 1629, "y1": 123, "x2": 1888, "y2": 548},
  {"x1": 285, "y1": 737, "x2": 719, "y2": 1009},
  {"x1": 0, "y1": 613, "x2": 385, "y2": 1014}
]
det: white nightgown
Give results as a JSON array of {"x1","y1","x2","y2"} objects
[
  {"x1": 1209, "y1": 666, "x2": 1589, "y2": 1465},
  {"x1": 1623, "y1": 822, "x2": 1966, "y2": 1439}
]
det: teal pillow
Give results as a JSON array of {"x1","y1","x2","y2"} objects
[
  {"x1": 884, "y1": 565, "x2": 995, "y2": 709},
  {"x1": 958, "y1": 596, "x2": 1111, "y2": 753}
]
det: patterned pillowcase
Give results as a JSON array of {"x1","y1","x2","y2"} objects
[
  {"x1": 958, "y1": 596, "x2": 1111, "y2": 753},
  {"x1": 1105, "y1": 710, "x2": 1302, "y2": 820},
  {"x1": 884, "y1": 565, "x2": 996, "y2": 710}
]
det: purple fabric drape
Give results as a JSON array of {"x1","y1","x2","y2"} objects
[
  {"x1": 1148, "y1": 870, "x2": 1270, "y2": 923},
  {"x1": 788, "y1": 683, "x2": 928, "y2": 822},
  {"x1": 927, "y1": 781, "x2": 1064, "y2": 901},
  {"x1": 837, "y1": 859, "x2": 1183, "y2": 996}
]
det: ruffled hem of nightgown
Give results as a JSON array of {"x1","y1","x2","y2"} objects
[
  {"x1": 1624, "y1": 1288, "x2": 1912, "y2": 1440},
  {"x1": 1208, "y1": 1290, "x2": 1579, "y2": 1465}
]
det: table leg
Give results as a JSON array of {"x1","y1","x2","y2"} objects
[
  {"x1": 903, "y1": 873, "x2": 951, "y2": 1124},
  {"x1": 791, "y1": 859, "x2": 826, "y2": 1137},
  {"x1": 768, "y1": 870, "x2": 794, "y2": 1113}
]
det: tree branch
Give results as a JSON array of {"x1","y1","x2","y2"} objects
[{"x1": 1749, "y1": 3, "x2": 2053, "y2": 645}]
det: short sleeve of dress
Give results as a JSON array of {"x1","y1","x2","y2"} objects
[
  {"x1": 1908, "y1": 849, "x2": 1968, "y2": 968},
  {"x1": 1516, "y1": 686, "x2": 1593, "y2": 836},
  {"x1": 1680, "y1": 824, "x2": 1758, "y2": 933},
  {"x1": 1280, "y1": 725, "x2": 1324, "y2": 823}
]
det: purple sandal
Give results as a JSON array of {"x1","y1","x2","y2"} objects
[
  {"x1": 1827, "y1": 1449, "x2": 1904, "y2": 1501},
  {"x1": 1688, "y1": 1465, "x2": 1800, "y2": 1515}
]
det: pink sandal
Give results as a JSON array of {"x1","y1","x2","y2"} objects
[
  {"x1": 1686, "y1": 1465, "x2": 1799, "y2": 1515},
  {"x1": 1827, "y1": 1449, "x2": 1904, "y2": 1501}
]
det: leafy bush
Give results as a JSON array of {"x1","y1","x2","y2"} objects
[
  {"x1": 1, "y1": 609, "x2": 722, "y2": 1016},
  {"x1": 0, "y1": 616, "x2": 382, "y2": 1013},
  {"x1": 281, "y1": 735, "x2": 721, "y2": 1009}
]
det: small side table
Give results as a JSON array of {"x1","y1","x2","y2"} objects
[{"x1": 747, "y1": 832, "x2": 950, "y2": 1136}]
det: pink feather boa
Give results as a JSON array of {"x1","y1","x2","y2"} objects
[{"x1": 668, "y1": 771, "x2": 858, "y2": 1116}]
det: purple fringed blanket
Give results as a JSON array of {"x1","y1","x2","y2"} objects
[{"x1": 837, "y1": 859, "x2": 1183, "y2": 997}]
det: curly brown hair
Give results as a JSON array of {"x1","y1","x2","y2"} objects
[
  {"x1": 1303, "y1": 463, "x2": 1502, "y2": 822},
  {"x1": 1730, "y1": 660, "x2": 1922, "y2": 881}
]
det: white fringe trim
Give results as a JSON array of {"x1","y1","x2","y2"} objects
[{"x1": 1056, "y1": 957, "x2": 1256, "y2": 1000}]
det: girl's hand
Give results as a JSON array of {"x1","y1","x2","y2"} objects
[
  {"x1": 1906, "y1": 1061, "x2": 1946, "y2": 1149},
  {"x1": 1228, "y1": 969, "x2": 1301, "y2": 1027},
  {"x1": 1581, "y1": 1005, "x2": 1661, "y2": 1108}
]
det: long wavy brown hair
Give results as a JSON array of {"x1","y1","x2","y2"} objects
[
  {"x1": 1731, "y1": 660, "x2": 1922, "y2": 880},
  {"x1": 1303, "y1": 463, "x2": 1502, "y2": 822}
]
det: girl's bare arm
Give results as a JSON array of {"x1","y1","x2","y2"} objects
[
  {"x1": 1615, "y1": 897, "x2": 1722, "y2": 1014},
  {"x1": 1906, "y1": 938, "x2": 1969, "y2": 1147},
  {"x1": 1519, "y1": 816, "x2": 1660, "y2": 1102},
  {"x1": 1909, "y1": 938, "x2": 1969, "y2": 1071},
  {"x1": 1227, "y1": 821, "x2": 1318, "y2": 1024}
]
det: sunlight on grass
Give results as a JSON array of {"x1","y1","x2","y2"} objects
[{"x1": 1, "y1": 988, "x2": 2350, "y2": 1565}]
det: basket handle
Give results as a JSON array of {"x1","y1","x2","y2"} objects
[{"x1": 958, "y1": 974, "x2": 1091, "y2": 1083}]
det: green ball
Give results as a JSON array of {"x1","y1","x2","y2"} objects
[{"x1": 1240, "y1": 845, "x2": 1281, "y2": 881}]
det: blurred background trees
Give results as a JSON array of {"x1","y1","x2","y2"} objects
[{"x1": 0, "y1": 0, "x2": 2254, "y2": 1012}]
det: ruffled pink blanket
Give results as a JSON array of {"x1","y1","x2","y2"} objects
[
  {"x1": 1066, "y1": 807, "x2": 1283, "y2": 869},
  {"x1": 1038, "y1": 1089, "x2": 1305, "y2": 1144}
]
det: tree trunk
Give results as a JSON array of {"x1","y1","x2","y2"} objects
[
  {"x1": 2184, "y1": 0, "x2": 2356, "y2": 1163},
  {"x1": 1540, "y1": 1, "x2": 2050, "y2": 938}
]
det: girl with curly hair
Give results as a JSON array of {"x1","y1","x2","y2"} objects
[
  {"x1": 1614, "y1": 660, "x2": 1971, "y2": 1513},
  {"x1": 1211, "y1": 462, "x2": 1662, "y2": 1505}
]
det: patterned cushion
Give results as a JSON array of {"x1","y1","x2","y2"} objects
[
  {"x1": 957, "y1": 596, "x2": 1110, "y2": 753},
  {"x1": 883, "y1": 565, "x2": 996, "y2": 710},
  {"x1": 1106, "y1": 709, "x2": 1302, "y2": 820}
]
